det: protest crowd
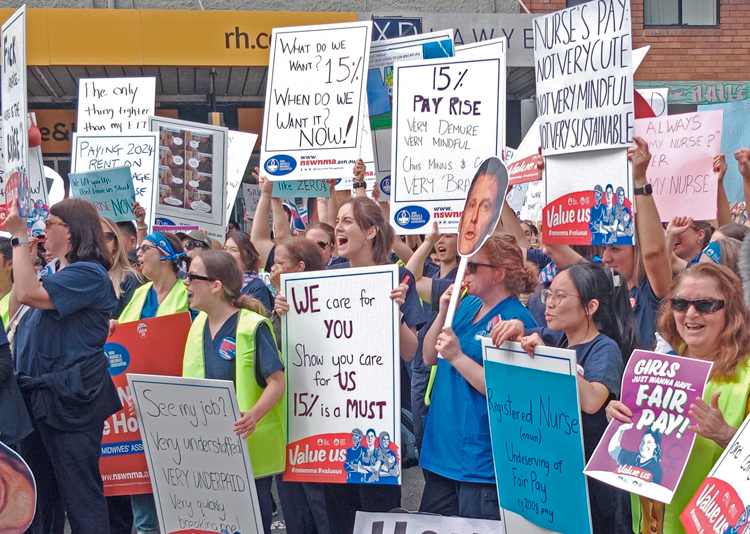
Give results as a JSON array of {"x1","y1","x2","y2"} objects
[{"x1": 4, "y1": 4, "x2": 750, "y2": 534}]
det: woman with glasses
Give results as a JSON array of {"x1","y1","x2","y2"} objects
[
  {"x1": 491, "y1": 261, "x2": 637, "y2": 533},
  {"x1": 606, "y1": 263, "x2": 750, "y2": 534},
  {"x1": 115, "y1": 231, "x2": 189, "y2": 534},
  {"x1": 101, "y1": 217, "x2": 143, "y2": 320},
  {"x1": 305, "y1": 221, "x2": 347, "y2": 268},
  {"x1": 223, "y1": 231, "x2": 273, "y2": 314},
  {"x1": 182, "y1": 250, "x2": 285, "y2": 534},
  {"x1": 417, "y1": 234, "x2": 537, "y2": 520},
  {"x1": 6, "y1": 199, "x2": 120, "y2": 534}
]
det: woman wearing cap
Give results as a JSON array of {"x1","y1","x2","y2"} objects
[
  {"x1": 7, "y1": 199, "x2": 120, "y2": 534},
  {"x1": 183, "y1": 230, "x2": 212, "y2": 260},
  {"x1": 182, "y1": 250, "x2": 285, "y2": 534},
  {"x1": 115, "y1": 230, "x2": 189, "y2": 534}
]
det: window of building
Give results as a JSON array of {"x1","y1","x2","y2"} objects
[
  {"x1": 566, "y1": 0, "x2": 588, "y2": 6},
  {"x1": 644, "y1": 0, "x2": 718, "y2": 27}
]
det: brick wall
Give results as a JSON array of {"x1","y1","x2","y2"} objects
[{"x1": 525, "y1": 0, "x2": 750, "y2": 82}]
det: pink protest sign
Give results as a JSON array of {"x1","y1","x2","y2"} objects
[
  {"x1": 634, "y1": 110, "x2": 723, "y2": 222},
  {"x1": 584, "y1": 350, "x2": 712, "y2": 504}
]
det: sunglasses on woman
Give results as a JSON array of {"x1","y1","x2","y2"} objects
[
  {"x1": 316, "y1": 241, "x2": 333, "y2": 249},
  {"x1": 103, "y1": 232, "x2": 117, "y2": 243},
  {"x1": 466, "y1": 261, "x2": 498, "y2": 274},
  {"x1": 670, "y1": 297, "x2": 725, "y2": 314},
  {"x1": 184, "y1": 272, "x2": 216, "y2": 283},
  {"x1": 185, "y1": 240, "x2": 209, "y2": 251}
]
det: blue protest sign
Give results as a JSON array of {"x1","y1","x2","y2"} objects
[
  {"x1": 699, "y1": 99, "x2": 750, "y2": 202},
  {"x1": 69, "y1": 166, "x2": 136, "y2": 222},
  {"x1": 272, "y1": 179, "x2": 330, "y2": 198},
  {"x1": 485, "y1": 359, "x2": 591, "y2": 534}
]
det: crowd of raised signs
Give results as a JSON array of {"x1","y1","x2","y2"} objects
[{"x1": 5, "y1": 142, "x2": 750, "y2": 534}]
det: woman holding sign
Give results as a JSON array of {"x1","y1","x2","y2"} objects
[
  {"x1": 418, "y1": 234, "x2": 537, "y2": 520},
  {"x1": 492, "y1": 261, "x2": 638, "y2": 533},
  {"x1": 606, "y1": 263, "x2": 750, "y2": 534},
  {"x1": 115, "y1": 230, "x2": 189, "y2": 534},
  {"x1": 182, "y1": 250, "x2": 285, "y2": 534},
  {"x1": 7, "y1": 198, "x2": 120, "y2": 534}
]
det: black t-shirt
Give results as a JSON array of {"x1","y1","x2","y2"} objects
[
  {"x1": 630, "y1": 277, "x2": 661, "y2": 350},
  {"x1": 113, "y1": 272, "x2": 142, "y2": 319},
  {"x1": 202, "y1": 311, "x2": 284, "y2": 388}
]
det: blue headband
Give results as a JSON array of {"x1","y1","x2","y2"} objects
[
  {"x1": 145, "y1": 232, "x2": 187, "y2": 263},
  {"x1": 702, "y1": 241, "x2": 721, "y2": 264}
]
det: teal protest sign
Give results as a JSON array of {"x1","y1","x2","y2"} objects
[
  {"x1": 69, "y1": 166, "x2": 136, "y2": 222},
  {"x1": 272, "y1": 179, "x2": 330, "y2": 198},
  {"x1": 698, "y1": 99, "x2": 750, "y2": 202},
  {"x1": 484, "y1": 346, "x2": 592, "y2": 534}
]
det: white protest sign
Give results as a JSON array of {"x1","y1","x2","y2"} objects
[
  {"x1": 681, "y1": 414, "x2": 750, "y2": 533},
  {"x1": 507, "y1": 117, "x2": 542, "y2": 185},
  {"x1": 226, "y1": 130, "x2": 257, "y2": 222},
  {"x1": 390, "y1": 55, "x2": 505, "y2": 235},
  {"x1": 636, "y1": 88, "x2": 669, "y2": 117},
  {"x1": 520, "y1": 178, "x2": 544, "y2": 222},
  {"x1": 261, "y1": 21, "x2": 372, "y2": 181},
  {"x1": 1, "y1": 5, "x2": 31, "y2": 219},
  {"x1": 534, "y1": 0, "x2": 634, "y2": 155},
  {"x1": 368, "y1": 30, "x2": 455, "y2": 201},
  {"x1": 71, "y1": 133, "x2": 158, "y2": 229},
  {"x1": 281, "y1": 265, "x2": 401, "y2": 485},
  {"x1": 128, "y1": 374, "x2": 264, "y2": 534},
  {"x1": 455, "y1": 37, "x2": 507, "y2": 154},
  {"x1": 242, "y1": 184, "x2": 262, "y2": 220},
  {"x1": 353, "y1": 512, "x2": 505, "y2": 534},
  {"x1": 77, "y1": 77, "x2": 156, "y2": 134},
  {"x1": 150, "y1": 116, "x2": 228, "y2": 241}
]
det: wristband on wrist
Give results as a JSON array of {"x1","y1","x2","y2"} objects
[{"x1": 353, "y1": 181, "x2": 366, "y2": 189}]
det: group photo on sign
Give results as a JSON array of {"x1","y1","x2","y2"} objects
[{"x1": 4, "y1": 2, "x2": 750, "y2": 534}]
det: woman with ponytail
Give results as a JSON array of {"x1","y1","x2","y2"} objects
[
  {"x1": 491, "y1": 261, "x2": 637, "y2": 534},
  {"x1": 418, "y1": 234, "x2": 537, "y2": 520},
  {"x1": 115, "y1": 230, "x2": 189, "y2": 534},
  {"x1": 182, "y1": 250, "x2": 285, "y2": 534}
]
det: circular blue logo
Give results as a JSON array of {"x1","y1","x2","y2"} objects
[
  {"x1": 219, "y1": 337, "x2": 236, "y2": 361},
  {"x1": 154, "y1": 217, "x2": 176, "y2": 226},
  {"x1": 264, "y1": 155, "x2": 297, "y2": 176},
  {"x1": 380, "y1": 176, "x2": 391, "y2": 195},
  {"x1": 105, "y1": 342, "x2": 131, "y2": 376},
  {"x1": 394, "y1": 205, "x2": 429, "y2": 230}
]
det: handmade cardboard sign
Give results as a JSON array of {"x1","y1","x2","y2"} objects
[
  {"x1": 281, "y1": 265, "x2": 401, "y2": 485},
  {"x1": 483, "y1": 340, "x2": 592, "y2": 534},
  {"x1": 150, "y1": 116, "x2": 228, "y2": 240},
  {"x1": 261, "y1": 21, "x2": 373, "y2": 181},
  {"x1": 1, "y1": 6, "x2": 31, "y2": 219},
  {"x1": 225, "y1": 130, "x2": 257, "y2": 222},
  {"x1": 390, "y1": 55, "x2": 505, "y2": 234},
  {"x1": 129, "y1": 374, "x2": 264, "y2": 534},
  {"x1": 77, "y1": 77, "x2": 156, "y2": 134},
  {"x1": 242, "y1": 184, "x2": 262, "y2": 220},
  {"x1": 71, "y1": 133, "x2": 159, "y2": 228},
  {"x1": 585, "y1": 351, "x2": 713, "y2": 504},
  {"x1": 69, "y1": 167, "x2": 136, "y2": 222},
  {"x1": 368, "y1": 31, "x2": 454, "y2": 200},
  {"x1": 699, "y1": 99, "x2": 750, "y2": 202},
  {"x1": 533, "y1": 0, "x2": 635, "y2": 156},
  {"x1": 635, "y1": 110, "x2": 723, "y2": 222},
  {"x1": 100, "y1": 313, "x2": 190, "y2": 496}
]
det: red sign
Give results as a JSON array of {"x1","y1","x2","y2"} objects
[
  {"x1": 508, "y1": 154, "x2": 541, "y2": 185},
  {"x1": 681, "y1": 477, "x2": 745, "y2": 534},
  {"x1": 100, "y1": 312, "x2": 191, "y2": 496}
]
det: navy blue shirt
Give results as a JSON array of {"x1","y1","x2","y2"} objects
[
  {"x1": 16, "y1": 262, "x2": 117, "y2": 376},
  {"x1": 630, "y1": 277, "x2": 661, "y2": 350},
  {"x1": 526, "y1": 248, "x2": 553, "y2": 271},
  {"x1": 202, "y1": 311, "x2": 283, "y2": 388},
  {"x1": 328, "y1": 263, "x2": 428, "y2": 330},
  {"x1": 241, "y1": 275, "x2": 274, "y2": 314},
  {"x1": 534, "y1": 329, "x2": 624, "y2": 460}
]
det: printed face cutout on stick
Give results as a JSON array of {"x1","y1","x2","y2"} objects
[{"x1": 457, "y1": 157, "x2": 508, "y2": 256}]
